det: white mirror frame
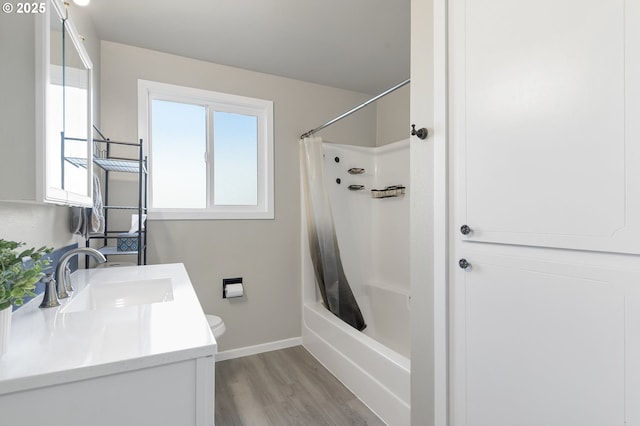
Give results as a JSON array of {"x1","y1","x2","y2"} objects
[{"x1": 35, "y1": 0, "x2": 93, "y2": 206}]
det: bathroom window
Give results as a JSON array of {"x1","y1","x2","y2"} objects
[{"x1": 139, "y1": 80, "x2": 274, "y2": 219}]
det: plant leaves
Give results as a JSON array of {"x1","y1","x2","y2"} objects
[{"x1": 0, "y1": 240, "x2": 52, "y2": 307}]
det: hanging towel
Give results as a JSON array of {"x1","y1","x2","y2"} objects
[
  {"x1": 90, "y1": 173, "x2": 105, "y2": 234},
  {"x1": 71, "y1": 206, "x2": 89, "y2": 238}
]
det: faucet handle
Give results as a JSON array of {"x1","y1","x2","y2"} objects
[
  {"x1": 63, "y1": 264, "x2": 74, "y2": 294},
  {"x1": 57, "y1": 268, "x2": 71, "y2": 300},
  {"x1": 39, "y1": 272, "x2": 61, "y2": 309}
]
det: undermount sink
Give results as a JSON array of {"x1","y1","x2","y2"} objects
[{"x1": 61, "y1": 278, "x2": 174, "y2": 313}]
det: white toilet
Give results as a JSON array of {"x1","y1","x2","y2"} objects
[{"x1": 206, "y1": 314, "x2": 226, "y2": 339}]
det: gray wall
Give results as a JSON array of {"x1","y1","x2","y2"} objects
[
  {"x1": 99, "y1": 41, "x2": 380, "y2": 351},
  {"x1": 0, "y1": 201, "x2": 76, "y2": 249},
  {"x1": 0, "y1": 6, "x2": 100, "y2": 250},
  {"x1": 377, "y1": 84, "x2": 410, "y2": 146}
]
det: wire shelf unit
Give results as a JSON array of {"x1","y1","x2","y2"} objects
[{"x1": 79, "y1": 128, "x2": 148, "y2": 265}]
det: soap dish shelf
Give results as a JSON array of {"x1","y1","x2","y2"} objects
[{"x1": 371, "y1": 185, "x2": 406, "y2": 199}]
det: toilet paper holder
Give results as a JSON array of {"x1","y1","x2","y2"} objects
[{"x1": 223, "y1": 277, "x2": 244, "y2": 299}]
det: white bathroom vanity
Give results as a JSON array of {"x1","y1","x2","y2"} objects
[{"x1": 0, "y1": 263, "x2": 216, "y2": 426}]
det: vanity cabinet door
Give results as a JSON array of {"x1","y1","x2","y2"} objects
[{"x1": 0, "y1": 356, "x2": 214, "y2": 426}]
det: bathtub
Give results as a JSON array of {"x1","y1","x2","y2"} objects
[
  {"x1": 302, "y1": 301, "x2": 410, "y2": 426},
  {"x1": 360, "y1": 282, "x2": 411, "y2": 359},
  {"x1": 301, "y1": 139, "x2": 411, "y2": 425}
]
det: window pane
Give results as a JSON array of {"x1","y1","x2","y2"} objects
[
  {"x1": 213, "y1": 112, "x2": 258, "y2": 205},
  {"x1": 151, "y1": 100, "x2": 207, "y2": 208},
  {"x1": 48, "y1": 83, "x2": 63, "y2": 189},
  {"x1": 63, "y1": 85, "x2": 89, "y2": 195}
]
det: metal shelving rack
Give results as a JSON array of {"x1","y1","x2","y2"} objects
[{"x1": 84, "y1": 127, "x2": 148, "y2": 265}]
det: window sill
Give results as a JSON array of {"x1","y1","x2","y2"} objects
[{"x1": 147, "y1": 210, "x2": 274, "y2": 221}]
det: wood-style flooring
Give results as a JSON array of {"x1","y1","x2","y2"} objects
[{"x1": 215, "y1": 346, "x2": 385, "y2": 426}]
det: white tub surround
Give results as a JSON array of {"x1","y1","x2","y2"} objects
[
  {"x1": 0, "y1": 263, "x2": 216, "y2": 426},
  {"x1": 301, "y1": 139, "x2": 411, "y2": 426},
  {"x1": 322, "y1": 139, "x2": 410, "y2": 300}
]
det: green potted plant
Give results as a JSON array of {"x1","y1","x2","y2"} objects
[{"x1": 0, "y1": 239, "x2": 52, "y2": 356}]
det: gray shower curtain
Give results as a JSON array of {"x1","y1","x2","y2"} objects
[{"x1": 300, "y1": 137, "x2": 366, "y2": 331}]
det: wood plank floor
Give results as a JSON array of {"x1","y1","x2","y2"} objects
[{"x1": 215, "y1": 346, "x2": 386, "y2": 426}]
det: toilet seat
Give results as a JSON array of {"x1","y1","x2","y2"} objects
[{"x1": 206, "y1": 314, "x2": 226, "y2": 339}]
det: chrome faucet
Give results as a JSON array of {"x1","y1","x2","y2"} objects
[
  {"x1": 39, "y1": 272, "x2": 60, "y2": 309},
  {"x1": 55, "y1": 247, "x2": 107, "y2": 299}
]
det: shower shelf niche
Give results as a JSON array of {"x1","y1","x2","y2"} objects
[{"x1": 371, "y1": 185, "x2": 406, "y2": 199}]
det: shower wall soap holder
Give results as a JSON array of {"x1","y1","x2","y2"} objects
[{"x1": 371, "y1": 185, "x2": 406, "y2": 199}]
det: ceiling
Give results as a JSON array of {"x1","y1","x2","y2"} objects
[{"x1": 83, "y1": 0, "x2": 410, "y2": 95}]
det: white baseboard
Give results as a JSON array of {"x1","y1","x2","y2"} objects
[{"x1": 215, "y1": 337, "x2": 303, "y2": 362}]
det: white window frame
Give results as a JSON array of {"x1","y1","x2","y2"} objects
[{"x1": 138, "y1": 80, "x2": 274, "y2": 220}]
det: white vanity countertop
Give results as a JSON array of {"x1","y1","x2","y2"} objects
[{"x1": 0, "y1": 263, "x2": 216, "y2": 395}]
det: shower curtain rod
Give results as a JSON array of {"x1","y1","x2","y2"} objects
[{"x1": 300, "y1": 78, "x2": 410, "y2": 139}]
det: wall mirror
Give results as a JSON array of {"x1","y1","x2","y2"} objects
[{"x1": 37, "y1": 0, "x2": 93, "y2": 206}]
